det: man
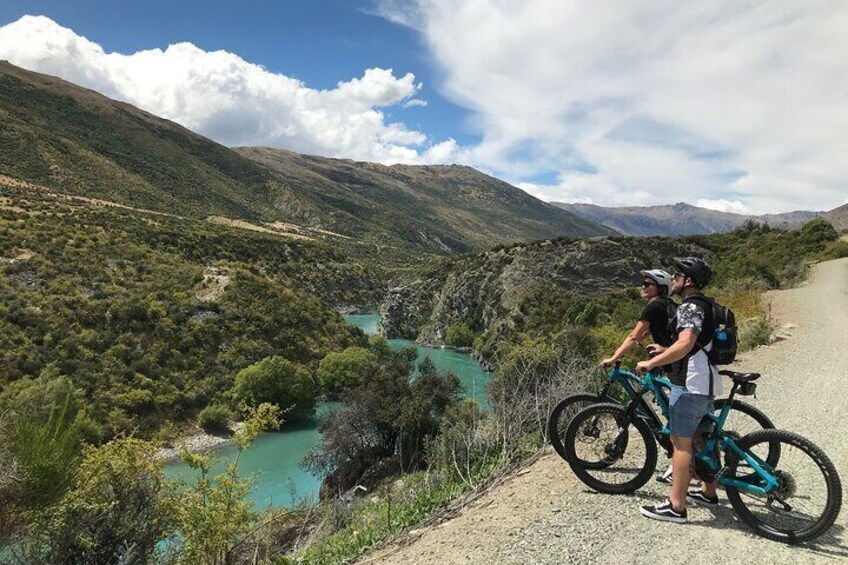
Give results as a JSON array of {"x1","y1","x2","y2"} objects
[{"x1": 635, "y1": 257, "x2": 722, "y2": 523}]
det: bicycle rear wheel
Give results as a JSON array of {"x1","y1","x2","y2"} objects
[
  {"x1": 564, "y1": 403, "x2": 657, "y2": 494},
  {"x1": 548, "y1": 392, "x2": 616, "y2": 462},
  {"x1": 724, "y1": 429, "x2": 842, "y2": 543}
]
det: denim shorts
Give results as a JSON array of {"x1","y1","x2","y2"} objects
[{"x1": 668, "y1": 384, "x2": 714, "y2": 438}]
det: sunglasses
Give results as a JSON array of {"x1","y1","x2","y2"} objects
[{"x1": 641, "y1": 280, "x2": 657, "y2": 288}]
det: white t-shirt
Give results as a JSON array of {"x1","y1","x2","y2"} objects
[{"x1": 672, "y1": 301, "x2": 723, "y2": 397}]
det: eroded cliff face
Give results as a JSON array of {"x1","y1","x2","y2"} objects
[{"x1": 380, "y1": 236, "x2": 703, "y2": 347}]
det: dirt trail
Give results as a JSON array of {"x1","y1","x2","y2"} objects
[{"x1": 361, "y1": 257, "x2": 848, "y2": 565}]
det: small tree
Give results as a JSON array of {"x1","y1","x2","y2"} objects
[
  {"x1": 233, "y1": 356, "x2": 315, "y2": 422},
  {"x1": 197, "y1": 404, "x2": 232, "y2": 434},
  {"x1": 317, "y1": 347, "x2": 378, "y2": 396}
]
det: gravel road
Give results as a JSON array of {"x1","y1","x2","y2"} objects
[{"x1": 361, "y1": 257, "x2": 848, "y2": 565}]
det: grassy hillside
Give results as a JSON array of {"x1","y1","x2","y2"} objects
[
  {"x1": 237, "y1": 147, "x2": 613, "y2": 254},
  {"x1": 0, "y1": 62, "x2": 611, "y2": 264},
  {"x1": 0, "y1": 182, "x2": 380, "y2": 436}
]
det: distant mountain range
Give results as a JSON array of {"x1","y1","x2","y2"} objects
[
  {"x1": 0, "y1": 61, "x2": 610, "y2": 262},
  {"x1": 552, "y1": 202, "x2": 847, "y2": 236}
]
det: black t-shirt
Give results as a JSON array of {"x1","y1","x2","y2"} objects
[{"x1": 639, "y1": 298, "x2": 675, "y2": 347}]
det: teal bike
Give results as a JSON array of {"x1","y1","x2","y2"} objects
[
  {"x1": 548, "y1": 363, "x2": 775, "y2": 468},
  {"x1": 564, "y1": 368, "x2": 842, "y2": 543}
]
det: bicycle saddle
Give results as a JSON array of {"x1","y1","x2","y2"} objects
[{"x1": 719, "y1": 370, "x2": 761, "y2": 383}]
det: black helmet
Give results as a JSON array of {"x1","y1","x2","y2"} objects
[{"x1": 672, "y1": 257, "x2": 713, "y2": 287}]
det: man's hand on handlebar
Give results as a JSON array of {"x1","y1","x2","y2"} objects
[{"x1": 635, "y1": 360, "x2": 655, "y2": 375}]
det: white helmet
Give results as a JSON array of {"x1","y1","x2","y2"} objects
[{"x1": 639, "y1": 269, "x2": 673, "y2": 295}]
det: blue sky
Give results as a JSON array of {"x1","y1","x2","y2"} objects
[
  {"x1": 0, "y1": 0, "x2": 475, "y2": 147},
  {"x1": 0, "y1": 1, "x2": 847, "y2": 214}
]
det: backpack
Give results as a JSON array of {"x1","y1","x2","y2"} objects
[{"x1": 685, "y1": 295, "x2": 738, "y2": 365}]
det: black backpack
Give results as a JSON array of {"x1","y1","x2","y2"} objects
[{"x1": 686, "y1": 295, "x2": 738, "y2": 365}]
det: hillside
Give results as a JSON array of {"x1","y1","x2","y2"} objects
[
  {"x1": 0, "y1": 61, "x2": 610, "y2": 262},
  {"x1": 0, "y1": 180, "x2": 378, "y2": 435},
  {"x1": 552, "y1": 201, "x2": 829, "y2": 236},
  {"x1": 236, "y1": 148, "x2": 613, "y2": 254}
]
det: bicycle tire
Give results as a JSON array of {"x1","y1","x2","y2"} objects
[
  {"x1": 724, "y1": 429, "x2": 842, "y2": 543},
  {"x1": 548, "y1": 392, "x2": 617, "y2": 462},
  {"x1": 564, "y1": 402, "x2": 657, "y2": 495},
  {"x1": 714, "y1": 398, "x2": 780, "y2": 469}
]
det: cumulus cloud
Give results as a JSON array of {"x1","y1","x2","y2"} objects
[
  {"x1": 377, "y1": 0, "x2": 848, "y2": 213},
  {"x1": 0, "y1": 15, "x2": 464, "y2": 164}
]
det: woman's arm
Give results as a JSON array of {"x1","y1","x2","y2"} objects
[{"x1": 600, "y1": 319, "x2": 651, "y2": 367}]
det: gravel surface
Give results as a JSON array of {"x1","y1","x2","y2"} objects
[{"x1": 360, "y1": 257, "x2": 848, "y2": 565}]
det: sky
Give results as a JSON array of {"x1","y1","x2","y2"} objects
[{"x1": 0, "y1": 1, "x2": 846, "y2": 214}]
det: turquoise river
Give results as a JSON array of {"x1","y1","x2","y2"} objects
[{"x1": 164, "y1": 314, "x2": 493, "y2": 508}]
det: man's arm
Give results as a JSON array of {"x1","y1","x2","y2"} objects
[{"x1": 636, "y1": 329, "x2": 698, "y2": 373}]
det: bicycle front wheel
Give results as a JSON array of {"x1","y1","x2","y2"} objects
[
  {"x1": 564, "y1": 403, "x2": 657, "y2": 494},
  {"x1": 548, "y1": 392, "x2": 616, "y2": 462},
  {"x1": 724, "y1": 429, "x2": 842, "y2": 543}
]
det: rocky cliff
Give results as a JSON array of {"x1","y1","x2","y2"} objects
[{"x1": 380, "y1": 236, "x2": 705, "y2": 350}]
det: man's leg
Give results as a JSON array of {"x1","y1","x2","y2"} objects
[{"x1": 670, "y1": 435, "x2": 692, "y2": 511}]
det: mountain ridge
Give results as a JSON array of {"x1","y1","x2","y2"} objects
[
  {"x1": 0, "y1": 61, "x2": 611, "y2": 262},
  {"x1": 552, "y1": 201, "x2": 845, "y2": 236}
]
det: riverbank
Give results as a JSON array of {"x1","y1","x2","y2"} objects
[{"x1": 154, "y1": 421, "x2": 245, "y2": 461}]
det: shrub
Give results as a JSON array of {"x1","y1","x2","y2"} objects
[
  {"x1": 197, "y1": 404, "x2": 232, "y2": 434},
  {"x1": 317, "y1": 347, "x2": 378, "y2": 396},
  {"x1": 34, "y1": 438, "x2": 167, "y2": 565},
  {"x1": 233, "y1": 356, "x2": 315, "y2": 422},
  {"x1": 445, "y1": 321, "x2": 476, "y2": 348},
  {"x1": 739, "y1": 316, "x2": 772, "y2": 351}
]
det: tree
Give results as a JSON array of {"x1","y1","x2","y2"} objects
[
  {"x1": 317, "y1": 346, "x2": 378, "y2": 396},
  {"x1": 445, "y1": 321, "x2": 476, "y2": 348},
  {"x1": 233, "y1": 356, "x2": 315, "y2": 422}
]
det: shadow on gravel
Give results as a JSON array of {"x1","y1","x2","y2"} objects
[
  {"x1": 580, "y1": 489, "x2": 848, "y2": 558},
  {"x1": 688, "y1": 505, "x2": 848, "y2": 559}
]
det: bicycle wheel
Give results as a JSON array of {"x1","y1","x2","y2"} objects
[
  {"x1": 564, "y1": 403, "x2": 657, "y2": 495},
  {"x1": 715, "y1": 399, "x2": 780, "y2": 471},
  {"x1": 724, "y1": 429, "x2": 842, "y2": 543},
  {"x1": 548, "y1": 392, "x2": 616, "y2": 462}
]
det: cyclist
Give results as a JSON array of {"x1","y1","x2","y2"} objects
[
  {"x1": 635, "y1": 257, "x2": 722, "y2": 523},
  {"x1": 599, "y1": 268, "x2": 676, "y2": 369},
  {"x1": 600, "y1": 268, "x2": 677, "y2": 484}
]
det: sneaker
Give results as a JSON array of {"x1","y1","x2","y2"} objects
[
  {"x1": 656, "y1": 465, "x2": 674, "y2": 484},
  {"x1": 687, "y1": 490, "x2": 719, "y2": 507},
  {"x1": 640, "y1": 499, "x2": 687, "y2": 523}
]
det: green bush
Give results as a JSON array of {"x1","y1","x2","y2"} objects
[
  {"x1": 35, "y1": 438, "x2": 167, "y2": 565},
  {"x1": 233, "y1": 356, "x2": 315, "y2": 422},
  {"x1": 739, "y1": 316, "x2": 772, "y2": 351},
  {"x1": 317, "y1": 346, "x2": 378, "y2": 396},
  {"x1": 445, "y1": 321, "x2": 477, "y2": 348},
  {"x1": 197, "y1": 404, "x2": 232, "y2": 434}
]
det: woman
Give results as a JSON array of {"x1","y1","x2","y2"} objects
[{"x1": 599, "y1": 269, "x2": 676, "y2": 369}]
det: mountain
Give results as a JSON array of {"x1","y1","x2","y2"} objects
[
  {"x1": 0, "y1": 61, "x2": 611, "y2": 261},
  {"x1": 824, "y1": 203, "x2": 848, "y2": 231},
  {"x1": 551, "y1": 202, "x2": 830, "y2": 236},
  {"x1": 235, "y1": 147, "x2": 614, "y2": 254}
]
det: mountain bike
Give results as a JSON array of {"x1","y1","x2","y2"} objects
[
  {"x1": 564, "y1": 368, "x2": 842, "y2": 543},
  {"x1": 548, "y1": 362, "x2": 775, "y2": 469}
]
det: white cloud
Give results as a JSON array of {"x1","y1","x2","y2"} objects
[
  {"x1": 0, "y1": 15, "x2": 464, "y2": 165},
  {"x1": 377, "y1": 1, "x2": 848, "y2": 213},
  {"x1": 696, "y1": 199, "x2": 749, "y2": 214},
  {"x1": 402, "y1": 98, "x2": 428, "y2": 108}
]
